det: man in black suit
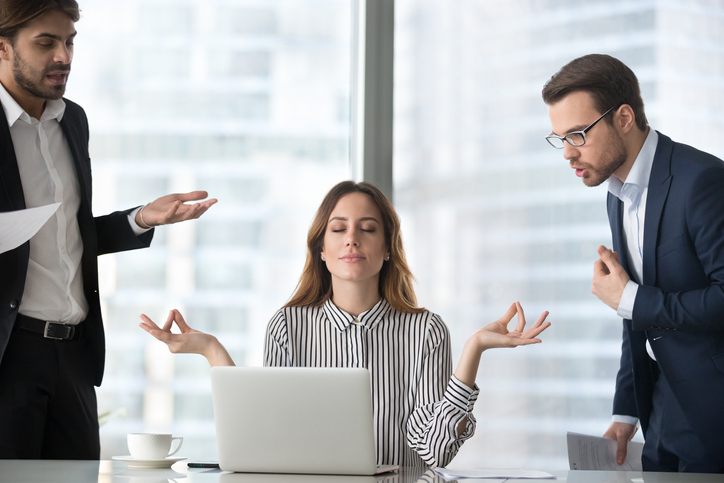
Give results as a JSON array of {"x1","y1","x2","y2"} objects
[
  {"x1": 0, "y1": 0, "x2": 216, "y2": 459},
  {"x1": 542, "y1": 54, "x2": 724, "y2": 472}
]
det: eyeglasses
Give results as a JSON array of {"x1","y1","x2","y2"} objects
[{"x1": 545, "y1": 106, "x2": 616, "y2": 149}]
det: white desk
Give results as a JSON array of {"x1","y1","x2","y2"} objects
[{"x1": 0, "y1": 460, "x2": 722, "y2": 483}]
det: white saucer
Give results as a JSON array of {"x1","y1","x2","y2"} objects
[{"x1": 112, "y1": 455, "x2": 186, "y2": 469}]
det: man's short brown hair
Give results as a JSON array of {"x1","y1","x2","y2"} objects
[
  {"x1": 0, "y1": 0, "x2": 79, "y2": 45},
  {"x1": 542, "y1": 54, "x2": 648, "y2": 132}
]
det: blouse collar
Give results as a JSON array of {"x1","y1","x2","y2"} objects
[{"x1": 323, "y1": 297, "x2": 392, "y2": 332}]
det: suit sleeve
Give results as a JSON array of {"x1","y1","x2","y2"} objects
[
  {"x1": 612, "y1": 321, "x2": 638, "y2": 417},
  {"x1": 632, "y1": 166, "x2": 724, "y2": 333},
  {"x1": 94, "y1": 208, "x2": 154, "y2": 255}
]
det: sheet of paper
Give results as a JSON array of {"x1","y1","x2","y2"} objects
[
  {"x1": 435, "y1": 468, "x2": 555, "y2": 480},
  {"x1": 0, "y1": 203, "x2": 60, "y2": 255},
  {"x1": 567, "y1": 431, "x2": 643, "y2": 471}
]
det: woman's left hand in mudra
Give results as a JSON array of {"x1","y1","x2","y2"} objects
[{"x1": 471, "y1": 301, "x2": 551, "y2": 350}]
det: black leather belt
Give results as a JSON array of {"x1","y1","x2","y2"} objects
[{"x1": 14, "y1": 313, "x2": 78, "y2": 340}]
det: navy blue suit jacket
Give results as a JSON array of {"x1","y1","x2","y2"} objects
[
  {"x1": 0, "y1": 98, "x2": 153, "y2": 386},
  {"x1": 608, "y1": 131, "x2": 724, "y2": 460}
]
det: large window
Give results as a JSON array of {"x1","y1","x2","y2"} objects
[
  {"x1": 394, "y1": 0, "x2": 724, "y2": 469},
  {"x1": 67, "y1": 0, "x2": 353, "y2": 459},
  {"x1": 66, "y1": 0, "x2": 724, "y2": 466}
]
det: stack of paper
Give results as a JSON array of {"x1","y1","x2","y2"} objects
[{"x1": 566, "y1": 431, "x2": 643, "y2": 471}]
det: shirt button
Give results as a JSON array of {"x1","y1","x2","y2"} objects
[
  {"x1": 10, "y1": 300, "x2": 18, "y2": 309},
  {"x1": 353, "y1": 317, "x2": 360, "y2": 324}
]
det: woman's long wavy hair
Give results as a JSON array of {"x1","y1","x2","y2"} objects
[{"x1": 285, "y1": 181, "x2": 424, "y2": 313}]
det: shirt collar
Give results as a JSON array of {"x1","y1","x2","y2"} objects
[
  {"x1": 323, "y1": 298, "x2": 392, "y2": 332},
  {"x1": 0, "y1": 81, "x2": 66, "y2": 126},
  {"x1": 608, "y1": 129, "x2": 658, "y2": 202}
]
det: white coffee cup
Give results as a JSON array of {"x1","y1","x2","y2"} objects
[{"x1": 127, "y1": 433, "x2": 183, "y2": 460}]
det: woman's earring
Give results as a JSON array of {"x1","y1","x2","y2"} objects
[
  {"x1": 385, "y1": 255, "x2": 390, "y2": 261},
  {"x1": 321, "y1": 254, "x2": 326, "y2": 261}
]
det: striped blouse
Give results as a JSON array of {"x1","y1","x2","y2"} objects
[{"x1": 263, "y1": 298, "x2": 480, "y2": 468}]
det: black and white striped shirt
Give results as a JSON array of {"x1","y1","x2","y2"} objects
[{"x1": 263, "y1": 298, "x2": 479, "y2": 468}]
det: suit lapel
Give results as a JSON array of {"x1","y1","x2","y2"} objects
[
  {"x1": 0, "y1": 99, "x2": 25, "y2": 211},
  {"x1": 59, "y1": 107, "x2": 91, "y2": 205},
  {"x1": 642, "y1": 132, "x2": 674, "y2": 286},
  {"x1": 58, "y1": 103, "x2": 94, "y2": 248}
]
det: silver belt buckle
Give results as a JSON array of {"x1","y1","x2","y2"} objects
[{"x1": 44, "y1": 321, "x2": 66, "y2": 340}]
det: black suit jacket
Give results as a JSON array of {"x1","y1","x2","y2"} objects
[
  {"x1": 0, "y1": 98, "x2": 153, "y2": 386},
  {"x1": 608, "y1": 131, "x2": 724, "y2": 460}
]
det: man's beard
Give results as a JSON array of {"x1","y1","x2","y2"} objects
[
  {"x1": 580, "y1": 130, "x2": 628, "y2": 187},
  {"x1": 13, "y1": 50, "x2": 70, "y2": 101}
]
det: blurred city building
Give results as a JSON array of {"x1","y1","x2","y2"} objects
[
  {"x1": 67, "y1": 0, "x2": 352, "y2": 459},
  {"x1": 394, "y1": 0, "x2": 724, "y2": 468}
]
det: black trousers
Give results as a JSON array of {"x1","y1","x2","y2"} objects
[
  {"x1": 642, "y1": 370, "x2": 724, "y2": 473},
  {"x1": 0, "y1": 324, "x2": 100, "y2": 459}
]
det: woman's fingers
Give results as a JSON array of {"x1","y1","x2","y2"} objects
[
  {"x1": 524, "y1": 323, "x2": 551, "y2": 339},
  {"x1": 173, "y1": 309, "x2": 192, "y2": 332},
  {"x1": 140, "y1": 313, "x2": 160, "y2": 331},
  {"x1": 514, "y1": 302, "x2": 527, "y2": 332},
  {"x1": 518, "y1": 337, "x2": 542, "y2": 345},
  {"x1": 497, "y1": 302, "x2": 518, "y2": 327},
  {"x1": 142, "y1": 309, "x2": 195, "y2": 342},
  {"x1": 522, "y1": 312, "x2": 551, "y2": 338},
  {"x1": 139, "y1": 315, "x2": 173, "y2": 343},
  {"x1": 162, "y1": 310, "x2": 175, "y2": 331},
  {"x1": 533, "y1": 311, "x2": 550, "y2": 327},
  {"x1": 505, "y1": 308, "x2": 552, "y2": 342}
]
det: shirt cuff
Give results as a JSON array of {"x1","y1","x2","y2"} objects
[
  {"x1": 444, "y1": 375, "x2": 479, "y2": 413},
  {"x1": 616, "y1": 280, "x2": 639, "y2": 319},
  {"x1": 612, "y1": 414, "x2": 639, "y2": 427},
  {"x1": 128, "y1": 207, "x2": 152, "y2": 236}
]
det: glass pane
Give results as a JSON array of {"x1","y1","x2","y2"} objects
[
  {"x1": 394, "y1": 0, "x2": 724, "y2": 469},
  {"x1": 67, "y1": 0, "x2": 353, "y2": 460}
]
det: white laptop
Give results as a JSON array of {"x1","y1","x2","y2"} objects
[{"x1": 210, "y1": 366, "x2": 399, "y2": 476}]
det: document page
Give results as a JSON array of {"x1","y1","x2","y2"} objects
[
  {"x1": 435, "y1": 468, "x2": 554, "y2": 480},
  {"x1": 0, "y1": 203, "x2": 60, "y2": 255},
  {"x1": 567, "y1": 431, "x2": 643, "y2": 471}
]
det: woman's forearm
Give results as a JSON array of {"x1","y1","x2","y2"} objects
[
  {"x1": 205, "y1": 336, "x2": 236, "y2": 367},
  {"x1": 454, "y1": 338, "x2": 483, "y2": 389},
  {"x1": 453, "y1": 339, "x2": 483, "y2": 437}
]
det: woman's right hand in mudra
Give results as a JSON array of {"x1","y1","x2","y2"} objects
[{"x1": 139, "y1": 309, "x2": 235, "y2": 366}]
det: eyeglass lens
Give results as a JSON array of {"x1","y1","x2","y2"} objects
[{"x1": 547, "y1": 131, "x2": 586, "y2": 148}]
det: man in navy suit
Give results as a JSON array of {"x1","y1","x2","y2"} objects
[
  {"x1": 0, "y1": 0, "x2": 217, "y2": 459},
  {"x1": 542, "y1": 54, "x2": 724, "y2": 472}
]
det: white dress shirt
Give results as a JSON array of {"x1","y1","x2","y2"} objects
[
  {"x1": 0, "y1": 83, "x2": 89, "y2": 324},
  {"x1": 0, "y1": 83, "x2": 147, "y2": 324},
  {"x1": 264, "y1": 298, "x2": 479, "y2": 468},
  {"x1": 607, "y1": 128, "x2": 658, "y2": 426}
]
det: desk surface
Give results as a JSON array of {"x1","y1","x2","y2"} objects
[{"x1": 0, "y1": 460, "x2": 722, "y2": 483}]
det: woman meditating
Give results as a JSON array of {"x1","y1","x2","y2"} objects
[{"x1": 140, "y1": 180, "x2": 550, "y2": 468}]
